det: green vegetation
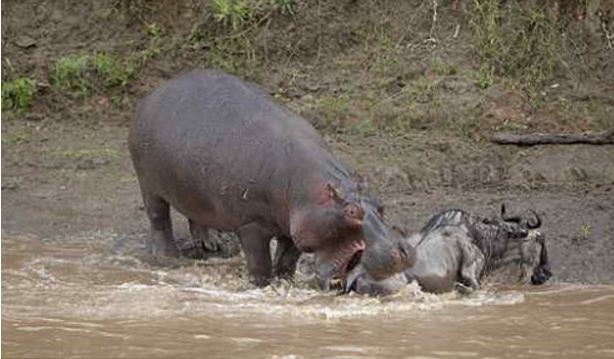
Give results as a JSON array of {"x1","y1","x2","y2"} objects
[
  {"x1": 211, "y1": 0, "x2": 254, "y2": 30},
  {"x1": 42, "y1": 148, "x2": 119, "y2": 170},
  {"x1": 209, "y1": 0, "x2": 296, "y2": 30},
  {"x1": 470, "y1": 0, "x2": 570, "y2": 88},
  {"x1": 2, "y1": 129, "x2": 31, "y2": 145},
  {"x1": 188, "y1": 0, "x2": 297, "y2": 79},
  {"x1": 273, "y1": 0, "x2": 296, "y2": 16},
  {"x1": 92, "y1": 53, "x2": 134, "y2": 88},
  {"x1": 52, "y1": 53, "x2": 134, "y2": 97},
  {"x1": 579, "y1": 223, "x2": 592, "y2": 240},
  {"x1": 44, "y1": 148, "x2": 118, "y2": 160},
  {"x1": 2, "y1": 77, "x2": 36, "y2": 112},
  {"x1": 52, "y1": 54, "x2": 91, "y2": 97},
  {"x1": 371, "y1": 29, "x2": 401, "y2": 77},
  {"x1": 430, "y1": 57, "x2": 457, "y2": 77}
]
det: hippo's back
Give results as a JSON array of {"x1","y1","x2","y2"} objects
[{"x1": 128, "y1": 70, "x2": 329, "y2": 230}]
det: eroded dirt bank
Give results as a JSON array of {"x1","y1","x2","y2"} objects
[
  {"x1": 2, "y1": 120, "x2": 614, "y2": 283},
  {"x1": 2, "y1": 0, "x2": 614, "y2": 283}
]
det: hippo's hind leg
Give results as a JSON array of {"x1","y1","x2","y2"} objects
[
  {"x1": 273, "y1": 236, "x2": 302, "y2": 280},
  {"x1": 142, "y1": 191, "x2": 180, "y2": 257},
  {"x1": 237, "y1": 223, "x2": 274, "y2": 287}
]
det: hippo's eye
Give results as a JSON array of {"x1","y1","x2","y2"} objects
[{"x1": 344, "y1": 203, "x2": 364, "y2": 220}]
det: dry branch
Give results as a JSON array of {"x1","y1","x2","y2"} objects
[{"x1": 493, "y1": 125, "x2": 614, "y2": 146}]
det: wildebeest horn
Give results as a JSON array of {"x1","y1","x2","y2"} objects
[
  {"x1": 527, "y1": 210, "x2": 542, "y2": 229},
  {"x1": 501, "y1": 204, "x2": 521, "y2": 223}
]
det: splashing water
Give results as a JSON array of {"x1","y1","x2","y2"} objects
[{"x1": 2, "y1": 233, "x2": 614, "y2": 358}]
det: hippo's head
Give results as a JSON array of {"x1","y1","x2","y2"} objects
[
  {"x1": 485, "y1": 204, "x2": 552, "y2": 285},
  {"x1": 290, "y1": 183, "x2": 414, "y2": 291}
]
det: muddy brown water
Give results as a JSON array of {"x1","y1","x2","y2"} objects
[{"x1": 2, "y1": 233, "x2": 614, "y2": 359}]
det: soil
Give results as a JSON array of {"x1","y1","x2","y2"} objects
[{"x1": 2, "y1": 0, "x2": 614, "y2": 284}]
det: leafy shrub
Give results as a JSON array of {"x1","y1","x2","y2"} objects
[
  {"x1": 52, "y1": 54, "x2": 93, "y2": 97},
  {"x1": 470, "y1": 0, "x2": 568, "y2": 88},
  {"x1": 92, "y1": 53, "x2": 133, "y2": 88},
  {"x1": 51, "y1": 53, "x2": 133, "y2": 97},
  {"x1": 211, "y1": 0, "x2": 254, "y2": 31},
  {"x1": 1, "y1": 78, "x2": 36, "y2": 112}
]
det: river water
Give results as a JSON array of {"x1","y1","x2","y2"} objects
[{"x1": 2, "y1": 233, "x2": 614, "y2": 358}]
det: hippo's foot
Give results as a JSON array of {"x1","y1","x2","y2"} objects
[
  {"x1": 144, "y1": 194, "x2": 180, "y2": 257},
  {"x1": 149, "y1": 230, "x2": 180, "y2": 258},
  {"x1": 238, "y1": 222, "x2": 274, "y2": 287},
  {"x1": 273, "y1": 236, "x2": 301, "y2": 280}
]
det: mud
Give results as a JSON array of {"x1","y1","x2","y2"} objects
[{"x1": 2, "y1": 0, "x2": 614, "y2": 356}]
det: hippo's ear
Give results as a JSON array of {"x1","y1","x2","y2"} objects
[
  {"x1": 343, "y1": 202, "x2": 365, "y2": 227},
  {"x1": 323, "y1": 182, "x2": 345, "y2": 203}
]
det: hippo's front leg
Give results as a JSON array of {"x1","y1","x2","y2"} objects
[
  {"x1": 273, "y1": 236, "x2": 302, "y2": 280},
  {"x1": 237, "y1": 223, "x2": 274, "y2": 287}
]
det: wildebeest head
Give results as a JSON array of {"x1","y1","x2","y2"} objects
[{"x1": 481, "y1": 204, "x2": 551, "y2": 285}]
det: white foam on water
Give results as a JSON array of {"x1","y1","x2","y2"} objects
[{"x1": 2, "y1": 232, "x2": 533, "y2": 323}]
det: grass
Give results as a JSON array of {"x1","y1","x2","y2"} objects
[
  {"x1": 92, "y1": 53, "x2": 134, "y2": 88},
  {"x1": 40, "y1": 148, "x2": 119, "y2": 170},
  {"x1": 315, "y1": 92, "x2": 354, "y2": 131},
  {"x1": 51, "y1": 52, "x2": 134, "y2": 97},
  {"x1": 1, "y1": 77, "x2": 36, "y2": 112},
  {"x1": 52, "y1": 54, "x2": 91, "y2": 97},
  {"x1": 209, "y1": 0, "x2": 296, "y2": 30},
  {"x1": 470, "y1": 0, "x2": 570, "y2": 88},
  {"x1": 370, "y1": 30, "x2": 402, "y2": 77},
  {"x1": 2, "y1": 129, "x2": 31, "y2": 145},
  {"x1": 578, "y1": 223, "x2": 592, "y2": 240},
  {"x1": 430, "y1": 57, "x2": 457, "y2": 77},
  {"x1": 44, "y1": 148, "x2": 119, "y2": 160},
  {"x1": 273, "y1": 0, "x2": 296, "y2": 16},
  {"x1": 210, "y1": 0, "x2": 254, "y2": 31}
]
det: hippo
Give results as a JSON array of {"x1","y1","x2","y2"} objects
[
  {"x1": 344, "y1": 205, "x2": 551, "y2": 295},
  {"x1": 128, "y1": 70, "x2": 414, "y2": 288}
]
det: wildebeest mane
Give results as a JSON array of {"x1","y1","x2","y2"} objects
[{"x1": 419, "y1": 208, "x2": 469, "y2": 234}]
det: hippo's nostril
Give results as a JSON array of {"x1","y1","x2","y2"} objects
[{"x1": 397, "y1": 242, "x2": 415, "y2": 268}]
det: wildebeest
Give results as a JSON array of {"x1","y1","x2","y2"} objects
[{"x1": 344, "y1": 205, "x2": 552, "y2": 295}]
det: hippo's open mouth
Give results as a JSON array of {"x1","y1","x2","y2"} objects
[{"x1": 328, "y1": 240, "x2": 365, "y2": 291}]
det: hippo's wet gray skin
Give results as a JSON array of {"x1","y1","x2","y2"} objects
[
  {"x1": 128, "y1": 70, "x2": 413, "y2": 288},
  {"x1": 346, "y1": 205, "x2": 551, "y2": 296}
]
